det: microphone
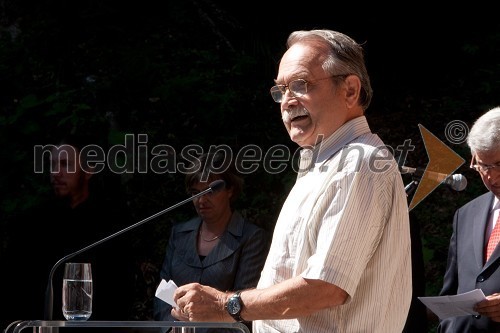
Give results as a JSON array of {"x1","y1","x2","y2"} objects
[
  {"x1": 43, "y1": 179, "x2": 226, "y2": 320},
  {"x1": 399, "y1": 166, "x2": 467, "y2": 191}
]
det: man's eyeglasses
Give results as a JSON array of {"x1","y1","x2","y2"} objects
[
  {"x1": 269, "y1": 75, "x2": 347, "y2": 103},
  {"x1": 470, "y1": 155, "x2": 500, "y2": 173}
]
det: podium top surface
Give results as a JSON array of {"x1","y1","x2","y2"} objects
[{"x1": 6, "y1": 320, "x2": 250, "y2": 333}]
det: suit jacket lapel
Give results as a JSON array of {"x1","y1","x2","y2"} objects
[{"x1": 177, "y1": 217, "x2": 203, "y2": 268}]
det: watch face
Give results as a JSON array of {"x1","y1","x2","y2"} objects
[{"x1": 228, "y1": 297, "x2": 241, "y2": 315}]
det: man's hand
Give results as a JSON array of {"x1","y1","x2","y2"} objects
[
  {"x1": 474, "y1": 293, "x2": 500, "y2": 322},
  {"x1": 171, "y1": 283, "x2": 230, "y2": 322}
]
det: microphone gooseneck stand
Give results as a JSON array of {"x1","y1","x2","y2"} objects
[
  {"x1": 43, "y1": 179, "x2": 225, "y2": 320},
  {"x1": 405, "y1": 179, "x2": 420, "y2": 199}
]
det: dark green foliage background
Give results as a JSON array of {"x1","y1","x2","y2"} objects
[{"x1": 1, "y1": 1, "x2": 499, "y2": 330}]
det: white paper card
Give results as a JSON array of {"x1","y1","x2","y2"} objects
[
  {"x1": 155, "y1": 279, "x2": 179, "y2": 307},
  {"x1": 418, "y1": 288, "x2": 486, "y2": 319}
]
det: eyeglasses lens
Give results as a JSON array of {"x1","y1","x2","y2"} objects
[{"x1": 270, "y1": 80, "x2": 307, "y2": 103}]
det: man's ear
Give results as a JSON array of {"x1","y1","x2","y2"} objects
[{"x1": 344, "y1": 75, "x2": 361, "y2": 109}]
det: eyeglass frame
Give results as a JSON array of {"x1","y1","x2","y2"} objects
[
  {"x1": 470, "y1": 154, "x2": 500, "y2": 173},
  {"x1": 269, "y1": 74, "x2": 349, "y2": 103}
]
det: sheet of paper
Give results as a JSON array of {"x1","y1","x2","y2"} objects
[
  {"x1": 418, "y1": 288, "x2": 486, "y2": 320},
  {"x1": 155, "y1": 279, "x2": 179, "y2": 307}
]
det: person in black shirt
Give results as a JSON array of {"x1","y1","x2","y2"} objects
[{"x1": 1, "y1": 134, "x2": 137, "y2": 331}]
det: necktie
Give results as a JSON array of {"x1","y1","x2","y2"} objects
[{"x1": 485, "y1": 214, "x2": 500, "y2": 263}]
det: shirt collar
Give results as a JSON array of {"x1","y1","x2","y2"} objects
[
  {"x1": 492, "y1": 196, "x2": 500, "y2": 212},
  {"x1": 301, "y1": 115, "x2": 371, "y2": 164}
]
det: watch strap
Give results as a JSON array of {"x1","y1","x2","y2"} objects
[{"x1": 227, "y1": 290, "x2": 245, "y2": 322}]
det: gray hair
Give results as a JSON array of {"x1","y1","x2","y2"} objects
[
  {"x1": 286, "y1": 29, "x2": 373, "y2": 111},
  {"x1": 467, "y1": 106, "x2": 500, "y2": 154}
]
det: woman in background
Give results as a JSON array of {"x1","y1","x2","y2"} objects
[{"x1": 153, "y1": 152, "x2": 270, "y2": 332}]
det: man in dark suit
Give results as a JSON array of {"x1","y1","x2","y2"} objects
[{"x1": 438, "y1": 106, "x2": 500, "y2": 332}]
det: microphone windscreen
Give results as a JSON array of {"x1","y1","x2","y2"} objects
[
  {"x1": 451, "y1": 174, "x2": 467, "y2": 191},
  {"x1": 209, "y1": 179, "x2": 226, "y2": 192}
]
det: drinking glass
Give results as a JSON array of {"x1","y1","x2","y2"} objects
[
  {"x1": 171, "y1": 327, "x2": 195, "y2": 333},
  {"x1": 62, "y1": 262, "x2": 93, "y2": 320}
]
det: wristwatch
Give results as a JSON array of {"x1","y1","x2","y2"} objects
[{"x1": 225, "y1": 290, "x2": 244, "y2": 322}]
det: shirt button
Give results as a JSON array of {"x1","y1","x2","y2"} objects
[
  {"x1": 473, "y1": 314, "x2": 481, "y2": 319},
  {"x1": 477, "y1": 276, "x2": 485, "y2": 282}
]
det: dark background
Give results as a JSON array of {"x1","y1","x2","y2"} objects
[{"x1": 1, "y1": 1, "x2": 499, "y2": 332}]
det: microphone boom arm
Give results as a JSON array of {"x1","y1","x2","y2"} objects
[{"x1": 43, "y1": 179, "x2": 225, "y2": 320}]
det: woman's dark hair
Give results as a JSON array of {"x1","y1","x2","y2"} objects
[{"x1": 184, "y1": 152, "x2": 243, "y2": 204}]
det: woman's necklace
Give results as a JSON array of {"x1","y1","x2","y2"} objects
[{"x1": 199, "y1": 228, "x2": 222, "y2": 242}]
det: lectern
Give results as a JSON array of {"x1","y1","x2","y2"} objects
[{"x1": 4, "y1": 321, "x2": 250, "y2": 333}]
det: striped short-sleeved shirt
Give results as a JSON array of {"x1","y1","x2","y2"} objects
[{"x1": 254, "y1": 116, "x2": 412, "y2": 333}]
